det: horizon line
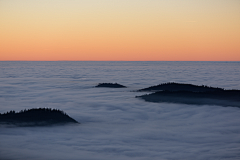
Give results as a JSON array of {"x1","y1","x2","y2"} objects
[{"x1": 1, "y1": 60, "x2": 239, "y2": 62}]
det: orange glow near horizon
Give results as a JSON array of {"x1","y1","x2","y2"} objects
[{"x1": 0, "y1": 0, "x2": 240, "y2": 61}]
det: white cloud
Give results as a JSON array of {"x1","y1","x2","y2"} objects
[{"x1": 1, "y1": 61, "x2": 240, "y2": 160}]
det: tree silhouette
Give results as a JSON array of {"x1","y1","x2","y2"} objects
[{"x1": 0, "y1": 108, "x2": 78, "y2": 126}]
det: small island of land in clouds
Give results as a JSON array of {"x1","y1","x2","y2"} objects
[
  {"x1": 0, "y1": 108, "x2": 79, "y2": 127},
  {"x1": 137, "y1": 82, "x2": 223, "y2": 92},
  {"x1": 95, "y1": 83, "x2": 127, "y2": 88},
  {"x1": 136, "y1": 82, "x2": 240, "y2": 107}
]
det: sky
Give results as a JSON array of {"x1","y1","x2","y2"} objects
[{"x1": 0, "y1": 0, "x2": 240, "y2": 61}]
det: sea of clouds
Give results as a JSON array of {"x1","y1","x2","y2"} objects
[{"x1": 0, "y1": 61, "x2": 240, "y2": 160}]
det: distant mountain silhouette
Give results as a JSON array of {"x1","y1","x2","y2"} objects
[
  {"x1": 137, "y1": 90, "x2": 240, "y2": 107},
  {"x1": 138, "y1": 82, "x2": 223, "y2": 92},
  {"x1": 0, "y1": 108, "x2": 78, "y2": 126},
  {"x1": 95, "y1": 83, "x2": 127, "y2": 88}
]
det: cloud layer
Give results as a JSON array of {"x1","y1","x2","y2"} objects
[{"x1": 1, "y1": 61, "x2": 240, "y2": 160}]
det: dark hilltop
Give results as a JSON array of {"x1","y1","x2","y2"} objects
[
  {"x1": 138, "y1": 82, "x2": 223, "y2": 92},
  {"x1": 95, "y1": 83, "x2": 127, "y2": 88},
  {"x1": 0, "y1": 108, "x2": 79, "y2": 127},
  {"x1": 137, "y1": 90, "x2": 240, "y2": 107},
  {"x1": 136, "y1": 82, "x2": 240, "y2": 107}
]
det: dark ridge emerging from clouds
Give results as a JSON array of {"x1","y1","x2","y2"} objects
[
  {"x1": 0, "y1": 108, "x2": 79, "y2": 126},
  {"x1": 137, "y1": 90, "x2": 240, "y2": 107},
  {"x1": 95, "y1": 83, "x2": 127, "y2": 88},
  {"x1": 138, "y1": 82, "x2": 223, "y2": 92}
]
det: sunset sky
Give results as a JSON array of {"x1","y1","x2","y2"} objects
[{"x1": 0, "y1": 0, "x2": 240, "y2": 61}]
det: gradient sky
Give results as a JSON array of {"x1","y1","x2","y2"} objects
[{"x1": 0, "y1": 0, "x2": 240, "y2": 61}]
